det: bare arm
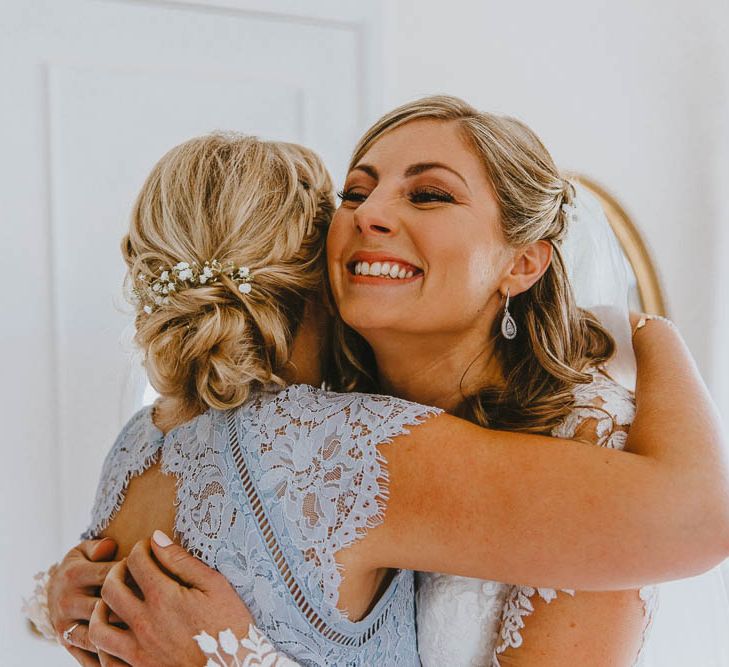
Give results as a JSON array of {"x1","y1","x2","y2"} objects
[
  {"x1": 362, "y1": 318, "x2": 729, "y2": 589},
  {"x1": 490, "y1": 371, "x2": 656, "y2": 666},
  {"x1": 493, "y1": 588, "x2": 649, "y2": 667}
]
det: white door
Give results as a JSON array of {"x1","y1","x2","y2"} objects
[{"x1": 0, "y1": 1, "x2": 383, "y2": 662}]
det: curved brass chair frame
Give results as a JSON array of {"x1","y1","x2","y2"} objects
[{"x1": 573, "y1": 175, "x2": 668, "y2": 317}]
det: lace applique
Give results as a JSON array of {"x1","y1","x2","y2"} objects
[
  {"x1": 82, "y1": 407, "x2": 164, "y2": 539},
  {"x1": 492, "y1": 370, "x2": 658, "y2": 667},
  {"x1": 22, "y1": 566, "x2": 57, "y2": 642},
  {"x1": 551, "y1": 368, "x2": 635, "y2": 448},
  {"x1": 635, "y1": 586, "x2": 660, "y2": 665},
  {"x1": 492, "y1": 586, "x2": 575, "y2": 664},
  {"x1": 194, "y1": 626, "x2": 300, "y2": 666}
]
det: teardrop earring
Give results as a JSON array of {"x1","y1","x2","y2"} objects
[{"x1": 501, "y1": 289, "x2": 517, "y2": 340}]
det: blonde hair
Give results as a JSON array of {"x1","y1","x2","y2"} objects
[
  {"x1": 329, "y1": 95, "x2": 614, "y2": 434},
  {"x1": 122, "y1": 133, "x2": 334, "y2": 412}
]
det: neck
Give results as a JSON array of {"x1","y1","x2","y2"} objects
[
  {"x1": 369, "y1": 323, "x2": 504, "y2": 413},
  {"x1": 280, "y1": 303, "x2": 326, "y2": 387},
  {"x1": 156, "y1": 303, "x2": 326, "y2": 430}
]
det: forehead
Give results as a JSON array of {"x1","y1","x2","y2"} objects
[{"x1": 355, "y1": 119, "x2": 488, "y2": 181}]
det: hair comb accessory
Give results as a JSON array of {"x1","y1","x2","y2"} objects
[{"x1": 135, "y1": 260, "x2": 254, "y2": 314}]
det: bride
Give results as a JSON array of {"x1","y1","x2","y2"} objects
[{"x1": 34, "y1": 96, "x2": 729, "y2": 666}]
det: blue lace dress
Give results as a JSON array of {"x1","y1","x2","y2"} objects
[{"x1": 83, "y1": 384, "x2": 441, "y2": 666}]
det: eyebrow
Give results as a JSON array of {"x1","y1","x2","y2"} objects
[
  {"x1": 351, "y1": 164, "x2": 378, "y2": 179},
  {"x1": 404, "y1": 162, "x2": 469, "y2": 189},
  {"x1": 350, "y1": 161, "x2": 470, "y2": 191}
]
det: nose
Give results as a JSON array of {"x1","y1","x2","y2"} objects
[{"x1": 353, "y1": 197, "x2": 397, "y2": 237}]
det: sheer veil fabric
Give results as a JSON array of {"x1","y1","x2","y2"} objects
[{"x1": 565, "y1": 184, "x2": 729, "y2": 666}]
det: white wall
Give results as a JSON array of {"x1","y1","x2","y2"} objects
[
  {"x1": 378, "y1": 0, "x2": 729, "y2": 418},
  {"x1": 2, "y1": 0, "x2": 728, "y2": 664},
  {"x1": 0, "y1": 1, "x2": 382, "y2": 663}
]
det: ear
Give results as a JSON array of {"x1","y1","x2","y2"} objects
[{"x1": 502, "y1": 240, "x2": 553, "y2": 297}]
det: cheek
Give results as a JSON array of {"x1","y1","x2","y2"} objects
[
  {"x1": 435, "y1": 235, "x2": 503, "y2": 290},
  {"x1": 428, "y1": 237, "x2": 509, "y2": 321},
  {"x1": 326, "y1": 213, "x2": 349, "y2": 276}
]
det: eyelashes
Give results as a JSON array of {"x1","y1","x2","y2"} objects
[
  {"x1": 409, "y1": 187, "x2": 455, "y2": 204},
  {"x1": 337, "y1": 189, "x2": 367, "y2": 204},
  {"x1": 337, "y1": 186, "x2": 455, "y2": 206}
]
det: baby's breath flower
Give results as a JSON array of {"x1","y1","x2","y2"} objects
[{"x1": 139, "y1": 259, "x2": 255, "y2": 315}]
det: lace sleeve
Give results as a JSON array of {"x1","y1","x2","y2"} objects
[
  {"x1": 194, "y1": 625, "x2": 301, "y2": 666},
  {"x1": 492, "y1": 371, "x2": 658, "y2": 667},
  {"x1": 21, "y1": 566, "x2": 58, "y2": 642},
  {"x1": 235, "y1": 385, "x2": 442, "y2": 624}
]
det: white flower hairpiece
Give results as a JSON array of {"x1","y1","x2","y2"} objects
[
  {"x1": 561, "y1": 201, "x2": 578, "y2": 227},
  {"x1": 134, "y1": 259, "x2": 254, "y2": 314}
]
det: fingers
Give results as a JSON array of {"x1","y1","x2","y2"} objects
[
  {"x1": 125, "y1": 539, "x2": 175, "y2": 600},
  {"x1": 89, "y1": 600, "x2": 136, "y2": 665},
  {"x1": 90, "y1": 538, "x2": 119, "y2": 562},
  {"x1": 100, "y1": 560, "x2": 143, "y2": 625},
  {"x1": 98, "y1": 649, "x2": 130, "y2": 667},
  {"x1": 49, "y1": 551, "x2": 109, "y2": 630},
  {"x1": 77, "y1": 538, "x2": 118, "y2": 562},
  {"x1": 51, "y1": 587, "x2": 103, "y2": 640},
  {"x1": 66, "y1": 646, "x2": 101, "y2": 667},
  {"x1": 150, "y1": 530, "x2": 223, "y2": 592},
  {"x1": 107, "y1": 610, "x2": 125, "y2": 626},
  {"x1": 60, "y1": 594, "x2": 100, "y2": 623},
  {"x1": 63, "y1": 558, "x2": 119, "y2": 588},
  {"x1": 64, "y1": 622, "x2": 95, "y2": 653}
]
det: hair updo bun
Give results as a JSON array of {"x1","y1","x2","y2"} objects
[{"x1": 121, "y1": 134, "x2": 334, "y2": 412}]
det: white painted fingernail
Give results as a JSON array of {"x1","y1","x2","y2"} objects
[{"x1": 152, "y1": 530, "x2": 173, "y2": 547}]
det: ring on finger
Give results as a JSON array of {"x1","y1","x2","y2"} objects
[{"x1": 62, "y1": 622, "x2": 80, "y2": 644}]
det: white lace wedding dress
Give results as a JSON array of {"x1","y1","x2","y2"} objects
[{"x1": 416, "y1": 369, "x2": 658, "y2": 667}]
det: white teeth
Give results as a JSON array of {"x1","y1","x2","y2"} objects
[{"x1": 352, "y1": 261, "x2": 418, "y2": 280}]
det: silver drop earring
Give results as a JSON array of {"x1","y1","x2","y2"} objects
[{"x1": 501, "y1": 289, "x2": 517, "y2": 340}]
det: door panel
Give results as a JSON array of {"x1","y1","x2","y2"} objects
[{"x1": 0, "y1": 2, "x2": 382, "y2": 661}]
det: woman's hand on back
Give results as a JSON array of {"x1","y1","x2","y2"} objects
[
  {"x1": 88, "y1": 531, "x2": 256, "y2": 667},
  {"x1": 47, "y1": 537, "x2": 119, "y2": 665}
]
